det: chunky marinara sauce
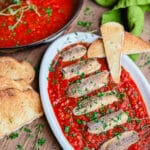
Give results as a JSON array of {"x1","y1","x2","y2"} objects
[
  {"x1": 0, "y1": 0, "x2": 74, "y2": 47},
  {"x1": 48, "y1": 43, "x2": 150, "y2": 150}
]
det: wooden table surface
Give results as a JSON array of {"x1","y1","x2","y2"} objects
[{"x1": 0, "y1": 0, "x2": 150, "y2": 150}]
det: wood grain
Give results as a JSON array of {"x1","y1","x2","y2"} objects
[{"x1": 0, "y1": 0, "x2": 150, "y2": 150}]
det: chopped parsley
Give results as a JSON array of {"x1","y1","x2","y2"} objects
[
  {"x1": 106, "y1": 108, "x2": 113, "y2": 114},
  {"x1": 91, "y1": 112, "x2": 99, "y2": 122},
  {"x1": 97, "y1": 92, "x2": 104, "y2": 97},
  {"x1": 126, "y1": 113, "x2": 132, "y2": 123},
  {"x1": 24, "y1": 127, "x2": 33, "y2": 138},
  {"x1": 9, "y1": 132, "x2": 19, "y2": 139},
  {"x1": 117, "y1": 112, "x2": 122, "y2": 120},
  {"x1": 102, "y1": 121, "x2": 108, "y2": 130},
  {"x1": 120, "y1": 125, "x2": 128, "y2": 131},
  {"x1": 49, "y1": 65, "x2": 54, "y2": 72},
  {"x1": 76, "y1": 119, "x2": 83, "y2": 124},
  {"x1": 38, "y1": 138, "x2": 46, "y2": 146},
  {"x1": 135, "y1": 118, "x2": 141, "y2": 124},
  {"x1": 76, "y1": 79, "x2": 81, "y2": 83},
  {"x1": 125, "y1": 112, "x2": 138, "y2": 123},
  {"x1": 100, "y1": 104, "x2": 105, "y2": 115},
  {"x1": 16, "y1": 144, "x2": 23, "y2": 150},
  {"x1": 116, "y1": 92, "x2": 125, "y2": 99},
  {"x1": 112, "y1": 90, "x2": 125, "y2": 99},
  {"x1": 82, "y1": 127, "x2": 85, "y2": 131},
  {"x1": 36, "y1": 124, "x2": 45, "y2": 131},
  {"x1": 33, "y1": 124, "x2": 46, "y2": 150},
  {"x1": 11, "y1": 0, "x2": 21, "y2": 4},
  {"x1": 24, "y1": 127, "x2": 31, "y2": 133},
  {"x1": 95, "y1": 70, "x2": 100, "y2": 74},
  {"x1": 64, "y1": 126, "x2": 70, "y2": 133},
  {"x1": 80, "y1": 72, "x2": 85, "y2": 78},
  {"x1": 114, "y1": 132, "x2": 121, "y2": 139},
  {"x1": 77, "y1": 20, "x2": 92, "y2": 28},
  {"x1": 140, "y1": 59, "x2": 150, "y2": 67},
  {"x1": 34, "y1": 138, "x2": 46, "y2": 149},
  {"x1": 145, "y1": 60, "x2": 150, "y2": 65},
  {"x1": 19, "y1": 127, "x2": 23, "y2": 132},
  {"x1": 34, "y1": 65, "x2": 38, "y2": 73},
  {"x1": 46, "y1": 7, "x2": 52, "y2": 16},
  {"x1": 84, "y1": 7, "x2": 90, "y2": 14}
]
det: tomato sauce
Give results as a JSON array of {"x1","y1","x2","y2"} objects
[
  {"x1": 48, "y1": 43, "x2": 150, "y2": 150},
  {"x1": 0, "y1": 0, "x2": 74, "y2": 47}
]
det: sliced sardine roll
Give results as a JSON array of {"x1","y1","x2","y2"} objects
[
  {"x1": 61, "y1": 45, "x2": 87, "y2": 62},
  {"x1": 99, "y1": 130, "x2": 139, "y2": 150},
  {"x1": 67, "y1": 71, "x2": 109, "y2": 98},
  {"x1": 87, "y1": 110, "x2": 128, "y2": 134},
  {"x1": 73, "y1": 91, "x2": 118, "y2": 116},
  {"x1": 62, "y1": 59, "x2": 101, "y2": 79}
]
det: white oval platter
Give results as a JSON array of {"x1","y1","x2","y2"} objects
[{"x1": 39, "y1": 32, "x2": 150, "y2": 150}]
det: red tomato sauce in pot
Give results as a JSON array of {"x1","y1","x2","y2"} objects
[
  {"x1": 48, "y1": 43, "x2": 150, "y2": 150},
  {"x1": 0, "y1": 0, "x2": 74, "y2": 47}
]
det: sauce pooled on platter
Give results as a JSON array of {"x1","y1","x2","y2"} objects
[{"x1": 48, "y1": 43, "x2": 150, "y2": 150}]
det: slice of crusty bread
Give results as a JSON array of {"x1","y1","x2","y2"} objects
[
  {"x1": 124, "y1": 32, "x2": 150, "y2": 54},
  {"x1": 88, "y1": 32, "x2": 150, "y2": 58},
  {"x1": 0, "y1": 76, "x2": 32, "y2": 91},
  {"x1": 0, "y1": 57, "x2": 35, "y2": 84},
  {"x1": 0, "y1": 57, "x2": 43, "y2": 138},
  {"x1": 101, "y1": 22, "x2": 124, "y2": 83},
  {"x1": 88, "y1": 39, "x2": 105, "y2": 58},
  {"x1": 0, "y1": 89, "x2": 43, "y2": 138}
]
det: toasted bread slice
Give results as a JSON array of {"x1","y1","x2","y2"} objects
[
  {"x1": 0, "y1": 57, "x2": 35, "y2": 84},
  {"x1": 88, "y1": 32, "x2": 150, "y2": 58},
  {"x1": 0, "y1": 76, "x2": 32, "y2": 91},
  {"x1": 88, "y1": 39, "x2": 106, "y2": 58},
  {"x1": 101, "y1": 22, "x2": 124, "y2": 83},
  {"x1": 124, "y1": 32, "x2": 150, "y2": 54},
  {"x1": 0, "y1": 89, "x2": 43, "y2": 138}
]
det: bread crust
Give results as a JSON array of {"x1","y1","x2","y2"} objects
[
  {"x1": 0, "y1": 89, "x2": 43, "y2": 138},
  {"x1": 100, "y1": 22, "x2": 124, "y2": 83},
  {"x1": 0, "y1": 57, "x2": 35, "y2": 84},
  {"x1": 88, "y1": 32, "x2": 150, "y2": 58},
  {"x1": 0, "y1": 57, "x2": 43, "y2": 138}
]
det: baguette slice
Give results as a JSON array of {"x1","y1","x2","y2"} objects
[
  {"x1": 101, "y1": 22, "x2": 124, "y2": 83},
  {"x1": 0, "y1": 57, "x2": 35, "y2": 84},
  {"x1": 88, "y1": 32, "x2": 150, "y2": 58},
  {"x1": 0, "y1": 89, "x2": 43, "y2": 138}
]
